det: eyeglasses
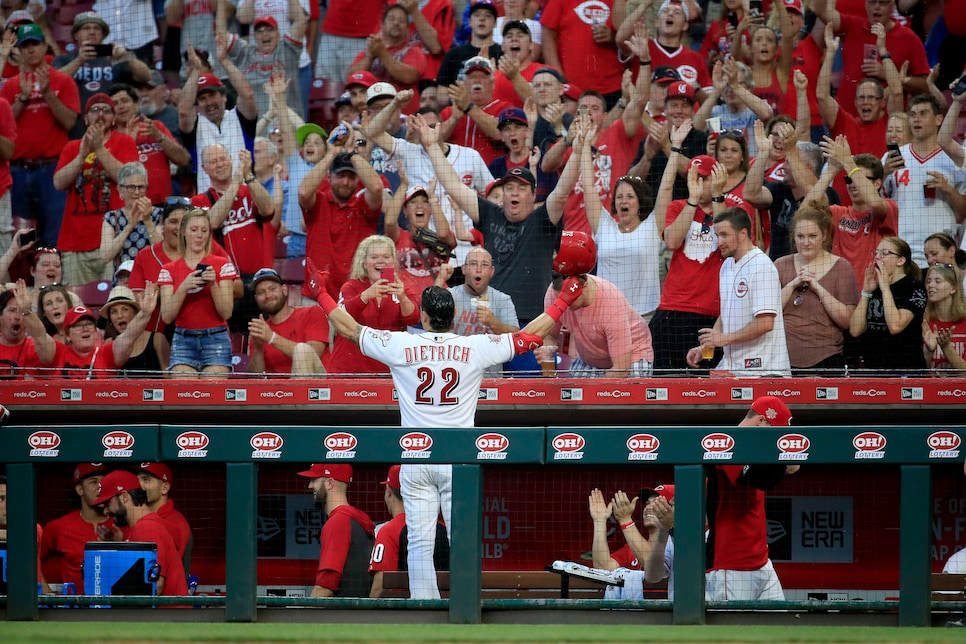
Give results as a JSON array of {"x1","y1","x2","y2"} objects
[
  {"x1": 718, "y1": 128, "x2": 745, "y2": 138},
  {"x1": 88, "y1": 106, "x2": 114, "y2": 115},
  {"x1": 164, "y1": 196, "x2": 191, "y2": 206},
  {"x1": 871, "y1": 249, "x2": 899, "y2": 258},
  {"x1": 38, "y1": 282, "x2": 63, "y2": 294},
  {"x1": 700, "y1": 214, "x2": 714, "y2": 235},
  {"x1": 464, "y1": 262, "x2": 492, "y2": 269},
  {"x1": 355, "y1": 139, "x2": 367, "y2": 146},
  {"x1": 121, "y1": 184, "x2": 147, "y2": 191},
  {"x1": 70, "y1": 321, "x2": 96, "y2": 331}
]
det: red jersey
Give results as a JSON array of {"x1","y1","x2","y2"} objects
[
  {"x1": 40, "y1": 511, "x2": 116, "y2": 594},
  {"x1": 0, "y1": 65, "x2": 79, "y2": 160},
  {"x1": 0, "y1": 338, "x2": 43, "y2": 377},
  {"x1": 157, "y1": 254, "x2": 240, "y2": 329},
  {"x1": 391, "y1": 0, "x2": 455, "y2": 80},
  {"x1": 440, "y1": 98, "x2": 516, "y2": 166},
  {"x1": 540, "y1": 0, "x2": 624, "y2": 95},
  {"x1": 127, "y1": 512, "x2": 188, "y2": 596},
  {"x1": 48, "y1": 340, "x2": 120, "y2": 379},
  {"x1": 131, "y1": 120, "x2": 177, "y2": 205},
  {"x1": 349, "y1": 42, "x2": 426, "y2": 113},
  {"x1": 369, "y1": 513, "x2": 406, "y2": 574},
  {"x1": 707, "y1": 465, "x2": 770, "y2": 571},
  {"x1": 611, "y1": 544, "x2": 644, "y2": 571},
  {"x1": 255, "y1": 306, "x2": 331, "y2": 373},
  {"x1": 395, "y1": 229, "x2": 448, "y2": 297},
  {"x1": 830, "y1": 111, "x2": 888, "y2": 208},
  {"x1": 647, "y1": 40, "x2": 713, "y2": 91},
  {"x1": 301, "y1": 181, "x2": 381, "y2": 299},
  {"x1": 129, "y1": 241, "x2": 230, "y2": 333},
  {"x1": 835, "y1": 15, "x2": 929, "y2": 118},
  {"x1": 753, "y1": 68, "x2": 784, "y2": 117},
  {"x1": 493, "y1": 61, "x2": 544, "y2": 108},
  {"x1": 562, "y1": 119, "x2": 645, "y2": 234},
  {"x1": 328, "y1": 277, "x2": 420, "y2": 375},
  {"x1": 659, "y1": 200, "x2": 728, "y2": 316},
  {"x1": 191, "y1": 185, "x2": 275, "y2": 275},
  {"x1": 0, "y1": 98, "x2": 14, "y2": 198},
  {"x1": 782, "y1": 35, "x2": 823, "y2": 125},
  {"x1": 156, "y1": 500, "x2": 192, "y2": 568},
  {"x1": 321, "y1": 0, "x2": 383, "y2": 38},
  {"x1": 55, "y1": 131, "x2": 139, "y2": 252},
  {"x1": 317, "y1": 504, "x2": 375, "y2": 596},
  {"x1": 830, "y1": 199, "x2": 899, "y2": 289},
  {"x1": 926, "y1": 318, "x2": 966, "y2": 370},
  {"x1": 700, "y1": 16, "x2": 750, "y2": 60}
]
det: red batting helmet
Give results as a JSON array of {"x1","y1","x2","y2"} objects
[{"x1": 552, "y1": 230, "x2": 596, "y2": 276}]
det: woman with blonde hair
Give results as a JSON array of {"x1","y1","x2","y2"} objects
[
  {"x1": 327, "y1": 235, "x2": 420, "y2": 375},
  {"x1": 849, "y1": 236, "x2": 927, "y2": 373},
  {"x1": 776, "y1": 203, "x2": 858, "y2": 372},
  {"x1": 922, "y1": 263, "x2": 966, "y2": 371},
  {"x1": 158, "y1": 209, "x2": 239, "y2": 378}
]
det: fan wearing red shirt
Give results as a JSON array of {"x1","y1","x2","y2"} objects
[
  {"x1": 298, "y1": 146, "x2": 384, "y2": 301},
  {"x1": 52, "y1": 93, "x2": 138, "y2": 285},
  {"x1": 389, "y1": 0, "x2": 455, "y2": 81},
  {"x1": 542, "y1": 0, "x2": 624, "y2": 100},
  {"x1": 92, "y1": 471, "x2": 188, "y2": 597},
  {"x1": 813, "y1": 0, "x2": 929, "y2": 117},
  {"x1": 0, "y1": 286, "x2": 52, "y2": 378},
  {"x1": 35, "y1": 295, "x2": 156, "y2": 379},
  {"x1": 439, "y1": 56, "x2": 515, "y2": 165},
  {"x1": 157, "y1": 209, "x2": 239, "y2": 377}
]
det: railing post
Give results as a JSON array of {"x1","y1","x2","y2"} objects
[
  {"x1": 225, "y1": 462, "x2": 258, "y2": 622},
  {"x1": 6, "y1": 463, "x2": 38, "y2": 620},
  {"x1": 898, "y1": 464, "x2": 931, "y2": 627},
  {"x1": 673, "y1": 464, "x2": 706, "y2": 625},
  {"x1": 449, "y1": 464, "x2": 483, "y2": 624}
]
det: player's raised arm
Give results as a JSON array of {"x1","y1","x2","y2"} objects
[{"x1": 306, "y1": 261, "x2": 364, "y2": 345}]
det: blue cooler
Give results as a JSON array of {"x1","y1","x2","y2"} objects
[
  {"x1": 83, "y1": 542, "x2": 158, "y2": 598},
  {"x1": 0, "y1": 540, "x2": 7, "y2": 595}
]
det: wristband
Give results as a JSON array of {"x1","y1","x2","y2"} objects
[
  {"x1": 615, "y1": 98, "x2": 626, "y2": 109},
  {"x1": 685, "y1": 200, "x2": 697, "y2": 208},
  {"x1": 640, "y1": 60, "x2": 651, "y2": 67},
  {"x1": 268, "y1": 332, "x2": 277, "y2": 345},
  {"x1": 860, "y1": 291, "x2": 873, "y2": 299},
  {"x1": 670, "y1": 146, "x2": 684, "y2": 155},
  {"x1": 879, "y1": 53, "x2": 891, "y2": 60},
  {"x1": 847, "y1": 167, "x2": 862, "y2": 179},
  {"x1": 316, "y1": 292, "x2": 338, "y2": 316},
  {"x1": 619, "y1": 521, "x2": 635, "y2": 531},
  {"x1": 546, "y1": 301, "x2": 567, "y2": 323},
  {"x1": 17, "y1": 95, "x2": 30, "y2": 104},
  {"x1": 711, "y1": 195, "x2": 725, "y2": 203}
]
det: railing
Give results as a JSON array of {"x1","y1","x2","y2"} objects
[{"x1": 1, "y1": 424, "x2": 962, "y2": 625}]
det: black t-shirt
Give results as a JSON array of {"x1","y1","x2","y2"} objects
[
  {"x1": 852, "y1": 275, "x2": 927, "y2": 371},
  {"x1": 437, "y1": 43, "x2": 504, "y2": 88},
  {"x1": 640, "y1": 129, "x2": 709, "y2": 202}
]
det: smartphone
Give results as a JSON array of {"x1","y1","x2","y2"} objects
[
  {"x1": 576, "y1": 107, "x2": 589, "y2": 118},
  {"x1": 379, "y1": 267, "x2": 395, "y2": 283},
  {"x1": 886, "y1": 143, "x2": 904, "y2": 168},
  {"x1": 952, "y1": 74, "x2": 966, "y2": 98},
  {"x1": 749, "y1": 0, "x2": 763, "y2": 18},
  {"x1": 196, "y1": 263, "x2": 210, "y2": 273},
  {"x1": 92, "y1": 44, "x2": 114, "y2": 57},
  {"x1": 727, "y1": 11, "x2": 739, "y2": 28},
  {"x1": 18, "y1": 230, "x2": 36, "y2": 246}
]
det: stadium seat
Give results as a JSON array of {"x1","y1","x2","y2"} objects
[
  {"x1": 278, "y1": 257, "x2": 305, "y2": 284},
  {"x1": 274, "y1": 236, "x2": 288, "y2": 259},
  {"x1": 72, "y1": 280, "x2": 112, "y2": 308}
]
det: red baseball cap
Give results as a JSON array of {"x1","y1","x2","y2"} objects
[
  {"x1": 90, "y1": 470, "x2": 141, "y2": 506},
  {"x1": 783, "y1": 0, "x2": 804, "y2": 15},
  {"x1": 641, "y1": 484, "x2": 675, "y2": 502},
  {"x1": 751, "y1": 395, "x2": 793, "y2": 426},
  {"x1": 297, "y1": 463, "x2": 353, "y2": 483},
  {"x1": 138, "y1": 462, "x2": 173, "y2": 486},
  {"x1": 562, "y1": 83, "x2": 582, "y2": 102},
  {"x1": 253, "y1": 15, "x2": 278, "y2": 30},
  {"x1": 84, "y1": 92, "x2": 115, "y2": 114},
  {"x1": 666, "y1": 81, "x2": 695, "y2": 102},
  {"x1": 197, "y1": 73, "x2": 224, "y2": 95},
  {"x1": 688, "y1": 154, "x2": 717, "y2": 178},
  {"x1": 63, "y1": 306, "x2": 96, "y2": 330},
  {"x1": 380, "y1": 465, "x2": 401, "y2": 490},
  {"x1": 73, "y1": 462, "x2": 108, "y2": 484},
  {"x1": 346, "y1": 70, "x2": 377, "y2": 89}
]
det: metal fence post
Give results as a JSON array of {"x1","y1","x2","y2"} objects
[
  {"x1": 898, "y1": 464, "x2": 931, "y2": 627},
  {"x1": 673, "y1": 463, "x2": 706, "y2": 625},
  {"x1": 225, "y1": 462, "x2": 258, "y2": 622},
  {"x1": 449, "y1": 464, "x2": 483, "y2": 624},
  {"x1": 6, "y1": 463, "x2": 38, "y2": 620}
]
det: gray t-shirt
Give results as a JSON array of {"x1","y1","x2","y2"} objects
[
  {"x1": 477, "y1": 198, "x2": 560, "y2": 324},
  {"x1": 448, "y1": 285, "x2": 518, "y2": 377}
]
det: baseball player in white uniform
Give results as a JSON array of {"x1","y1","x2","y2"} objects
[{"x1": 306, "y1": 257, "x2": 585, "y2": 599}]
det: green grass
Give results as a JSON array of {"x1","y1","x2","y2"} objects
[{"x1": 0, "y1": 623, "x2": 964, "y2": 643}]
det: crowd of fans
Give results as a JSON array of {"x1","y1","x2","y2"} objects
[{"x1": 1, "y1": 0, "x2": 965, "y2": 379}]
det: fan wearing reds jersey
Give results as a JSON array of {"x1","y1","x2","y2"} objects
[{"x1": 705, "y1": 396, "x2": 798, "y2": 601}]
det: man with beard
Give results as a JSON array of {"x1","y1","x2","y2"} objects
[
  {"x1": 135, "y1": 71, "x2": 181, "y2": 144},
  {"x1": 246, "y1": 267, "x2": 328, "y2": 376},
  {"x1": 135, "y1": 462, "x2": 193, "y2": 576},
  {"x1": 52, "y1": 92, "x2": 139, "y2": 285},
  {"x1": 92, "y1": 470, "x2": 188, "y2": 596},
  {"x1": 40, "y1": 463, "x2": 113, "y2": 594},
  {"x1": 296, "y1": 463, "x2": 374, "y2": 598}
]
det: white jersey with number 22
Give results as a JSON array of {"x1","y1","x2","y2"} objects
[{"x1": 359, "y1": 327, "x2": 515, "y2": 428}]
